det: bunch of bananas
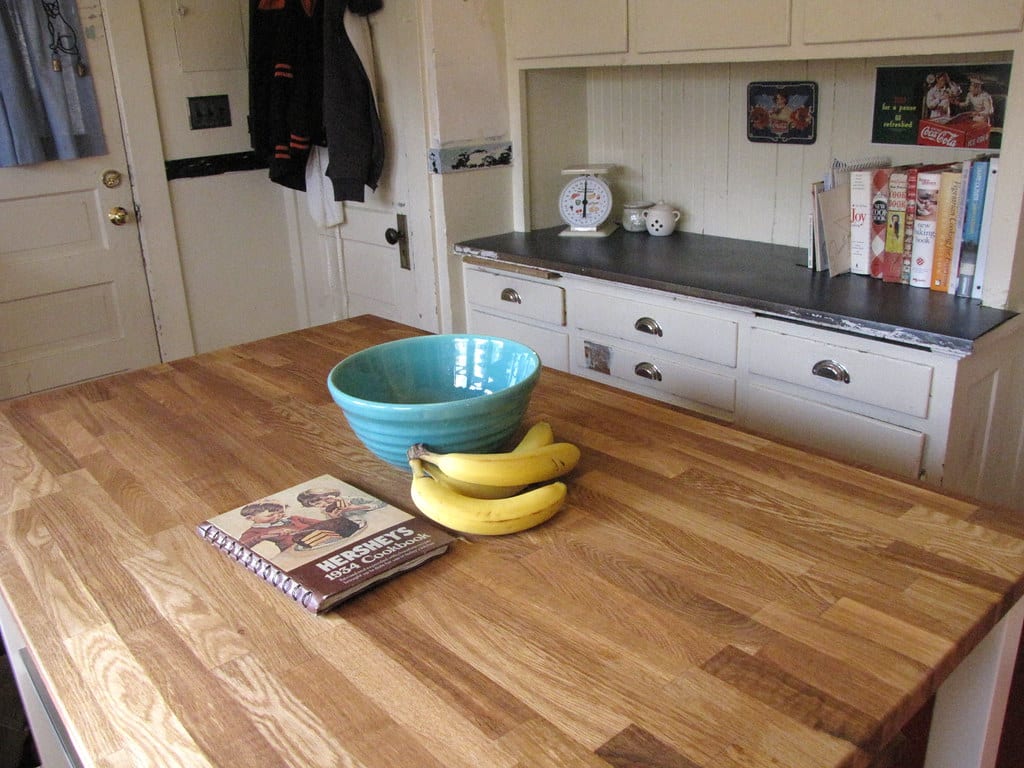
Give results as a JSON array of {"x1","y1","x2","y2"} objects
[{"x1": 407, "y1": 422, "x2": 580, "y2": 535}]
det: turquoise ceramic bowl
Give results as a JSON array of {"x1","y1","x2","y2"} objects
[{"x1": 327, "y1": 335, "x2": 541, "y2": 470}]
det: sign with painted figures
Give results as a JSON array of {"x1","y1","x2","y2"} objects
[{"x1": 872, "y1": 63, "x2": 1011, "y2": 149}]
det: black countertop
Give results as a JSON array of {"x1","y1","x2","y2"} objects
[{"x1": 456, "y1": 226, "x2": 1019, "y2": 355}]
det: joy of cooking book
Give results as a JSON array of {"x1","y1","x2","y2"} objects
[{"x1": 196, "y1": 474, "x2": 454, "y2": 613}]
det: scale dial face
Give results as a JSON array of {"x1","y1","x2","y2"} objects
[{"x1": 558, "y1": 174, "x2": 613, "y2": 230}]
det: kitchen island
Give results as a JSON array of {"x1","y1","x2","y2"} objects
[{"x1": 1, "y1": 315, "x2": 1023, "y2": 768}]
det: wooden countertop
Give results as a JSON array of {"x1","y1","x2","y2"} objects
[
  {"x1": 456, "y1": 227, "x2": 1018, "y2": 355},
  {"x1": 2, "y1": 315, "x2": 1024, "y2": 767}
]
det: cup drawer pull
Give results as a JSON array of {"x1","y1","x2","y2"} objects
[
  {"x1": 634, "y1": 316, "x2": 663, "y2": 337},
  {"x1": 500, "y1": 287, "x2": 522, "y2": 304},
  {"x1": 812, "y1": 359, "x2": 851, "y2": 384},
  {"x1": 634, "y1": 362, "x2": 662, "y2": 382}
]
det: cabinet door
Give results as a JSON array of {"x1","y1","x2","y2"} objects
[
  {"x1": 633, "y1": 0, "x2": 790, "y2": 53},
  {"x1": 801, "y1": 0, "x2": 1024, "y2": 43},
  {"x1": 506, "y1": 0, "x2": 627, "y2": 59}
]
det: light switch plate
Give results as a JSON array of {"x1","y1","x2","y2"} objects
[{"x1": 188, "y1": 95, "x2": 231, "y2": 130}]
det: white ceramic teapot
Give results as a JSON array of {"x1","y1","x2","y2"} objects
[{"x1": 642, "y1": 201, "x2": 680, "y2": 236}]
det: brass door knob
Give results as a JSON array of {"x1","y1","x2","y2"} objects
[{"x1": 108, "y1": 206, "x2": 129, "y2": 226}]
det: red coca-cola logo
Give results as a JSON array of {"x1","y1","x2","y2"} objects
[{"x1": 920, "y1": 125, "x2": 959, "y2": 147}]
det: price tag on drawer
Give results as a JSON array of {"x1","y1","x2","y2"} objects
[
  {"x1": 749, "y1": 328, "x2": 934, "y2": 418},
  {"x1": 465, "y1": 268, "x2": 565, "y2": 326}
]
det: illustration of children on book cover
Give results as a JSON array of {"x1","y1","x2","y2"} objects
[{"x1": 210, "y1": 475, "x2": 409, "y2": 571}]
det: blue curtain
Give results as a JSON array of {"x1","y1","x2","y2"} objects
[{"x1": 0, "y1": 0, "x2": 106, "y2": 167}]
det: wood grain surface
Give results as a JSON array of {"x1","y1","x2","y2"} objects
[{"x1": 2, "y1": 315, "x2": 1023, "y2": 768}]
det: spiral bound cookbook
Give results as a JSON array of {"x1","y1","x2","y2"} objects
[{"x1": 196, "y1": 474, "x2": 454, "y2": 613}]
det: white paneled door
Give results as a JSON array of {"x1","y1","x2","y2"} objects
[{"x1": 0, "y1": 0, "x2": 160, "y2": 399}]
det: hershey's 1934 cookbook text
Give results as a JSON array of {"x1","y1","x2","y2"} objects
[{"x1": 196, "y1": 474, "x2": 454, "y2": 613}]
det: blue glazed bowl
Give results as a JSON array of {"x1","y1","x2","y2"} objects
[{"x1": 327, "y1": 334, "x2": 541, "y2": 470}]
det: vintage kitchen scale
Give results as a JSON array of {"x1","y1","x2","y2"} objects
[{"x1": 558, "y1": 164, "x2": 617, "y2": 237}]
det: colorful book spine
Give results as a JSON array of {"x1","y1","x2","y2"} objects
[
  {"x1": 869, "y1": 167, "x2": 893, "y2": 278},
  {"x1": 882, "y1": 170, "x2": 908, "y2": 283},
  {"x1": 929, "y1": 168, "x2": 964, "y2": 292},
  {"x1": 954, "y1": 158, "x2": 990, "y2": 297},
  {"x1": 899, "y1": 168, "x2": 918, "y2": 284},
  {"x1": 909, "y1": 170, "x2": 942, "y2": 288},
  {"x1": 849, "y1": 170, "x2": 872, "y2": 275},
  {"x1": 946, "y1": 160, "x2": 972, "y2": 294},
  {"x1": 972, "y1": 156, "x2": 999, "y2": 300}
]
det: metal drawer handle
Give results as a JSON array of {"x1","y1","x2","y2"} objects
[
  {"x1": 811, "y1": 359, "x2": 851, "y2": 384},
  {"x1": 634, "y1": 316, "x2": 663, "y2": 337},
  {"x1": 500, "y1": 287, "x2": 522, "y2": 304},
  {"x1": 634, "y1": 362, "x2": 662, "y2": 382}
]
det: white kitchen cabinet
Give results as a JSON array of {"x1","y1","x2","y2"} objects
[
  {"x1": 570, "y1": 283, "x2": 741, "y2": 418},
  {"x1": 743, "y1": 319, "x2": 947, "y2": 480},
  {"x1": 504, "y1": 0, "x2": 627, "y2": 60},
  {"x1": 463, "y1": 263, "x2": 570, "y2": 370},
  {"x1": 505, "y1": 0, "x2": 1022, "y2": 64},
  {"x1": 800, "y1": 0, "x2": 1024, "y2": 45},
  {"x1": 462, "y1": 257, "x2": 1024, "y2": 498},
  {"x1": 632, "y1": 0, "x2": 791, "y2": 54}
]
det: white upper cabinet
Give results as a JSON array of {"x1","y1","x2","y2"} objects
[
  {"x1": 801, "y1": 0, "x2": 1024, "y2": 44},
  {"x1": 506, "y1": 0, "x2": 1024, "y2": 63},
  {"x1": 633, "y1": 0, "x2": 790, "y2": 53},
  {"x1": 505, "y1": 0, "x2": 627, "y2": 60}
]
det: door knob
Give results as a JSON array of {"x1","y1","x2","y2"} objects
[
  {"x1": 385, "y1": 216, "x2": 411, "y2": 270},
  {"x1": 107, "y1": 206, "x2": 129, "y2": 226}
]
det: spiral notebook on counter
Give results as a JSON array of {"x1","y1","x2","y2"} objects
[{"x1": 196, "y1": 474, "x2": 454, "y2": 613}]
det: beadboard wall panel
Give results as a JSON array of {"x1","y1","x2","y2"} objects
[{"x1": 548, "y1": 55, "x2": 1009, "y2": 249}]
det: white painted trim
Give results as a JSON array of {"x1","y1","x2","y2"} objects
[{"x1": 102, "y1": 0, "x2": 195, "y2": 361}]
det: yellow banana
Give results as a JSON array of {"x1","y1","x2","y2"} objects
[
  {"x1": 422, "y1": 421, "x2": 557, "y2": 499},
  {"x1": 409, "y1": 459, "x2": 566, "y2": 535},
  {"x1": 423, "y1": 461, "x2": 526, "y2": 499},
  {"x1": 408, "y1": 441, "x2": 580, "y2": 487},
  {"x1": 515, "y1": 421, "x2": 555, "y2": 452}
]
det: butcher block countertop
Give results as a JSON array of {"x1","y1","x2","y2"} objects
[{"x1": 2, "y1": 315, "x2": 1024, "y2": 768}]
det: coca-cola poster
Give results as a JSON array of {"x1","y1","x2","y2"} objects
[{"x1": 872, "y1": 63, "x2": 1011, "y2": 149}]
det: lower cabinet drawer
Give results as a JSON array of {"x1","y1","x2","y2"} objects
[
  {"x1": 573, "y1": 336, "x2": 736, "y2": 414},
  {"x1": 749, "y1": 327, "x2": 934, "y2": 418},
  {"x1": 573, "y1": 289, "x2": 738, "y2": 366},
  {"x1": 465, "y1": 267, "x2": 565, "y2": 326},
  {"x1": 469, "y1": 308, "x2": 569, "y2": 371},
  {"x1": 745, "y1": 383, "x2": 925, "y2": 479}
]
